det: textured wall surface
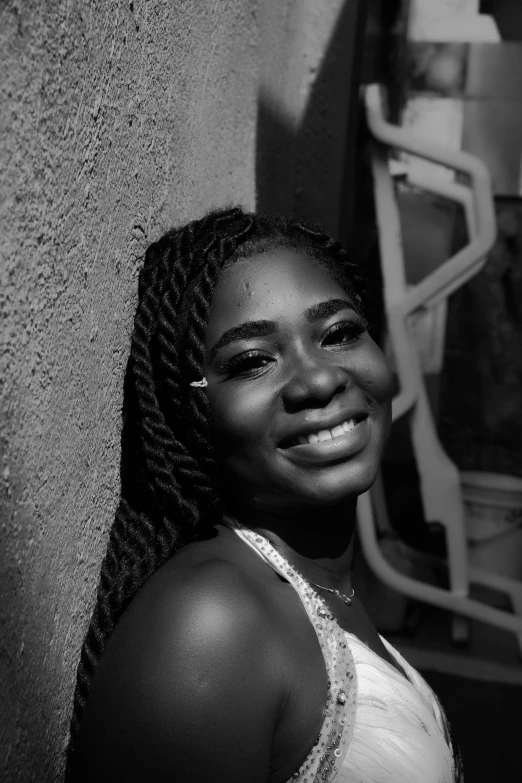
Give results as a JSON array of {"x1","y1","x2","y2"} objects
[{"x1": 0, "y1": 1, "x2": 258, "y2": 779}]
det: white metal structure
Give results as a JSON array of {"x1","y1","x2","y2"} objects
[{"x1": 357, "y1": 84, "x2": 522, "y2": 649}]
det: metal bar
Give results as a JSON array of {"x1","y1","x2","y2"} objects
[{"x1": 365, "y1": 84, "x2": 496, "y2": 314}]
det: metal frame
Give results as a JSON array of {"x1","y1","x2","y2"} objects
[{"x1": 358, "y1": 84, "x2": 522, "y2": 648}]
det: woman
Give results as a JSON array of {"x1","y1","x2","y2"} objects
[{"x1": 66, "y1": 207, "x2": 463, "y2": 782}]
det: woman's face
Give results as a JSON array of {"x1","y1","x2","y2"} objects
[{"x1": 203, "y1": 247, "x2": 392, "y2": 512}]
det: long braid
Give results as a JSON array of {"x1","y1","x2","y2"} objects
[
  {"x1": 182, "y1": 216, "x2": 255, "y2": 476},
  {"x1": 65, "y1": 208, "x2": 371, "y2": 780}
]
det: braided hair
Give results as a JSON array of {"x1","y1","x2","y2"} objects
[{"x1": 65, "y1": 206, "x2": 371, "y2": 779}]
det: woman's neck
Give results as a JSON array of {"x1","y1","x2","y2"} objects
[{"x1": 223, "y1": 498, "x2": 357, "y2": 594}]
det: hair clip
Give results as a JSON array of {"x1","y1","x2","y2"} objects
[{"x1": 189, "y1": 378, "x2": 208, "y2": 388}]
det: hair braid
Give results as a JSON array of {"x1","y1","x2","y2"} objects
[
  {"x1": 66, "y1": 207, "x2": 372, "y2": 780},
  {"x1": 131, "y1": 234, "x2": 209, "y2": 521},
  {"x1": 183, "y1": 217, "x2": 255, "y2": 470}
]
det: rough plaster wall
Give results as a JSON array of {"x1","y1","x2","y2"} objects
[{"x1": 0, "y1": 1, "x2": 259, "y2": 780}]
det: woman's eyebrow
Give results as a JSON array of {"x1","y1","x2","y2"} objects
[
  {"x1": 208, "y1": 299, "x2": 354, "y2": 362},
  {"x1": 208, "y1": 320, "x2": 276, "y2": 362},
  {"x1": 305, "y1": 298, "x2": 354, "y2": 322}
]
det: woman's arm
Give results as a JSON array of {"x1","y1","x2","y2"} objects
[{"x1": 74, "y1": 561, "x2": 284, "y2": 782}]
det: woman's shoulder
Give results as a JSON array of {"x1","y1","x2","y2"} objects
[
  {"x1": 76, "y1": 529, "x2": 291, "y2": 781},
  {"x1": 120, "y1": 524, "x2": 286, "y2": 640},
  {"x1": 92, "y1": 528, "x2": 286, "y2": 695}
]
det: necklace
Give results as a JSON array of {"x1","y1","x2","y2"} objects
[
  {"x1": 306, "y1": 579, "x2": 355, "y2": 606},
  {"x1": 221, "y1": 514, "x2": 355, "y2": 606}
]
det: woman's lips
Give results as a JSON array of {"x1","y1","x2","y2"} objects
[{"x1": 279, "y1": 417, "x2": 370, "y2": 466}]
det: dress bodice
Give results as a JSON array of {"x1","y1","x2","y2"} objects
[{"x1": 222, "y1": 517, "x2": 463, "y2": 783}]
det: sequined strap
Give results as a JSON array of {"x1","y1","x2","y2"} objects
[{"x1": 222, "y1": 516, "x2": 357, "y2": 783}]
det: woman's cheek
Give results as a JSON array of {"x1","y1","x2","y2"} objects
[{"x1": 208, "y1": 384, "x2": 269, "y2": 454}]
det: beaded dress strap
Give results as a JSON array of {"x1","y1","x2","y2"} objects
[{"x1": 222, "y1": 516, "x2": 357, "y2": 783}]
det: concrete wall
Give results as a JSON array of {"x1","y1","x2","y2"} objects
[{"x1": 0, "y1": 1, "x2": 359, "y2": 779}]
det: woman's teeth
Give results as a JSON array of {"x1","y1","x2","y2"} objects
[{"x1": 296, "y1": 418, "x2": 358, "y2": 446}]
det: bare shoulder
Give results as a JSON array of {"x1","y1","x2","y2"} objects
[{"x1": 75, "y1": 539, "x2": 287, "y2": 782}]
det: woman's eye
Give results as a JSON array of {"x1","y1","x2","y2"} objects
[
  {"x1": 322, "y1": 320, "x2": 367, "y2": 347},
  {"x1": 224, "y1": 351, "x2": 273, "y2": 377}
]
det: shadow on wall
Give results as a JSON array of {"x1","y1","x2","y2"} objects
[{"x1": 255, "y1": 0, "x2": 368, "y2": 241}]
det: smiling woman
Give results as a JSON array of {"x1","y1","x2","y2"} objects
[
  {"x1": 205, "y1": 245, "x2": 391, "y2": 511},
  {"x1": 65, "y1": 207, "x2": 463, "y2": 782}
]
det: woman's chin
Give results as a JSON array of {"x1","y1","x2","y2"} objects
[
  {"x1": 294, "y1": 457, "x2": 380, "y2": 506},
  {"x1": 268, "y1": 467, "x2": 379, "y2": 511},
  {"x1": 222, "y1": 453, "x2": 381, "y2": 515}
]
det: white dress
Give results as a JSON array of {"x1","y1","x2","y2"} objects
[{"x1": 222, "y1": 517, "x2": 463, "y2": 783}]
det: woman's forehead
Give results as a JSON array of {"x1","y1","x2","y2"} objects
[{"x1": 207, "y1": 247, "x2": 351, "y2": 335}]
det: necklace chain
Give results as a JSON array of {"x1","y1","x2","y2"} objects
[
  {"x1": 306, "y1": 579, "x2": 355, "y2": 606},
  {"x1": 222, "y1": 515, "x2": 355, "y2": 607}
]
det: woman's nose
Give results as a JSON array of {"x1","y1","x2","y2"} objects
[{"x1": 281, "y1": 353, "x2": 350, "y2": 409}]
